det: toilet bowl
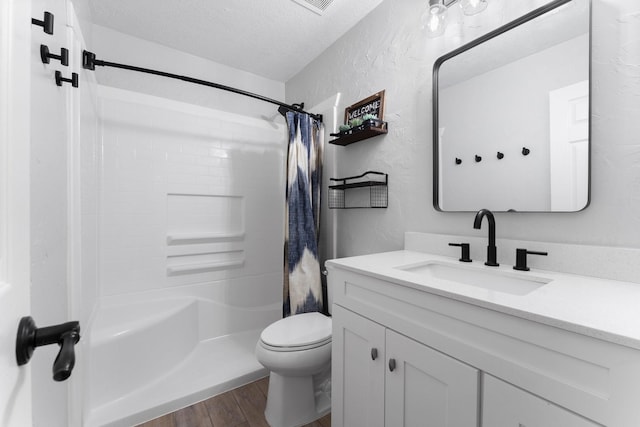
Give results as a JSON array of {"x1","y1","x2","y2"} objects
[{"x1": 256, "y1": 311, "x2": 332, "y2": 427}]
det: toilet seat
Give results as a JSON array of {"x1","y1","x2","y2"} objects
[{"x1": 260, "y1": 312, "x2": 331, "y2": 351}]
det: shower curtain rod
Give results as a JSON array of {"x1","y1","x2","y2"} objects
[{"x1": 82, "y1": 50, "x2": 322, "y2": 122}]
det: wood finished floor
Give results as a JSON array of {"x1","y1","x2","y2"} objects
[{"x1": 136, "y1": 376, "x2": 331, "y2": 427}]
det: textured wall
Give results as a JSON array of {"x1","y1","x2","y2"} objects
[{"x1": 287, "y1": 0, "x2": 640, "y2": 258}]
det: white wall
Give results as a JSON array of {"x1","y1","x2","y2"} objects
[
  {"x1": 286, "y1": 0, "x2": 640, "y2": 257},
  {"x1": 97, "y1": 87, "x2": 285, "y2": 297},
  {"x1": 91, "y1": 25, "x2": 285, "y2": 120}
]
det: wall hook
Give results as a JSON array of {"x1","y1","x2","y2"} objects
[
  {"x1": 31, "y1": 11, "x2": 54, "y2": 35},
  {"x1": 455, "y1": 158, "x2": 462, "y2": 165},
  {"x1": 522, "y1": 147, "x2": 530, "y2": 156},
  {"x1": 40, "y1": 45, "x2": 69, "y2": 66},
  {"x1": 475, "y1": 155, "x2": 482, "y2": 162},
  {"x1": 497, "y1": 152, "x2": 504, "y2": 159},
  {"x1": 55, "y1": 71, "x2": 78, "y2": 88}
]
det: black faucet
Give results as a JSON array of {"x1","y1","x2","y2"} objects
[{"x1": 473, "y1": 208, "x2": 499, "y2": 266}]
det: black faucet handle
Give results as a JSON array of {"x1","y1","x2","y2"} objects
[
  {"x1": 449, "y1": 243, "x2": 472, "y2": 262},
  {"x1": 513, "y1": 248, "x2": 548, "y2": 271}
]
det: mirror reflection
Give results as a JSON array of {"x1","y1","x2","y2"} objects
[{"x1": 433, "y1": 0, "x2": 590, "y2": 212}]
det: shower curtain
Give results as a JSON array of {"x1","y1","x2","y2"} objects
[{"x1": 283, "y1": 111, "x2": 325, "y2": 317}]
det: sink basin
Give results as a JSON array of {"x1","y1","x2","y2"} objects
[{"x1": 395, "y1": 261, "x2": 551, "y2": 296}]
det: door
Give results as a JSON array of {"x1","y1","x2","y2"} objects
[
  {"x1": 332, "y1": 305, "x2": 386, "y2": 427},
  {"x1": 549, "y1": 80, "x2": 589, "y2": 211},
  {"x1": 30, "y1": 0, "x2": 74, "y2": 424},
  {"x1": 0, "y1": 0, "x2": 33, "y2": 426},
  {"x1": 385, "y1": 330, "x2": 479, "y2": 427}
]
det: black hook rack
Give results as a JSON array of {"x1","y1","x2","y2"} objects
[
  {"x1": 32, "y1": 11, "x2": 54, "y2": 35},
  {"x1": 16, "y1": 316, "x2": 81, "y2": 382},
  {"x1": 455, "y1": 148, "x2": 534, "y2": 166},
  {"x1": 55, "y1": 71, "x2": 78, "y2": 88},
  {"x1": 40, "y1": 45, "x2": 69, "y2": 66}
]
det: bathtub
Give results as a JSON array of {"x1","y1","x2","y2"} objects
[{"x1": 83, "y1": 281, "x2": 280, "y2": 427}]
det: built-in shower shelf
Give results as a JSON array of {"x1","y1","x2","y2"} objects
[
  {"x1": 166, "y1": 259, "x2": 245, "y2": 276},
  {"x1": 166, "y1": 232, "x2": 245, "y2": 245}
]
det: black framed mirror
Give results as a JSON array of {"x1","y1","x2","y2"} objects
[{"x1": 433, "y1": 0, "x2": 590, "y2": 212}]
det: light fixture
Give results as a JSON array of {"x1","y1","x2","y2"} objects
[
  {"x1": 424, "y1": 0, "x2": 489, "y2": 38},
  {"x1": 424, "y1": 0, "x2": 448, "y2": 38},
  {"x1": 460, "y1": 0, "x2": 488, "y2": 16}
]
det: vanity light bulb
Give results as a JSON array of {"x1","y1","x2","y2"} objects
[
  {"x1": 460, "y1": 0, "x2": 488, "y2": 16},
  {"x1": 424, "y1": 3, "x2": 447, "y2": 38}
]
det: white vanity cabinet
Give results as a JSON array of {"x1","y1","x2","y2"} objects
[
  {"x1": 327, "y1": 261, "x2": 640, "y2": 427},
  {"x1": 483, "y1": 375, "x2": 600, "y2": 427},
  {"x1": 331, "y1": 304, "x2": 385, "y2": 427},
  {"x1": 332, "y1": 305, "x2": 479, "y2": 427}
]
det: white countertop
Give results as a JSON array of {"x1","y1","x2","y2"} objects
[{"x1": 327, "y1": 250, "x2": 640, "y2": 350}]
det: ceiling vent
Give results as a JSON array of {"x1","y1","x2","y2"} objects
[{"x1": 291, "y1": 0, "x2": 335, "y2": 15}]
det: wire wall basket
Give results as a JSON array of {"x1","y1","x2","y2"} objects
[{"x1": 328, "y1": 171, "x2": 388, "y2": 209}]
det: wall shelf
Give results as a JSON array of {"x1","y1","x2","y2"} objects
[
  {"x1": 329, "y1": 171, "x2": 388, "y2": 209},
  {"x1": 329, "y1": 120, "x2": 388, "y2": 146}
]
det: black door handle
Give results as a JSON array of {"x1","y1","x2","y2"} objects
[{"x1": 16, "y1": 316, "x2": 81, "y2": 382}]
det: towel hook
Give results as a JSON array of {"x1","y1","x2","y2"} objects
[
  {"x1": 40, "y1": 45, "x2": 69, "y2": 66},
  {"x1": 55, "y1": 71, "x2": 78, "y2": 88},
  {"x1": 32, "y1": 11, "x2": 54, "y2": 35}
]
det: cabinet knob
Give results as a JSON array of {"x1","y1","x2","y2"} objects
[
  {"x1": 388, "y1": 358, "x2": 396, "y2": 372},
  {"x1": 371, "y1": 348, "x2": 378, "y2": 360}
]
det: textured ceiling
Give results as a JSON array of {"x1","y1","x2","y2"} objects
[{"x1": 87, "y1": 0, "x2": 385, "y2": 82}]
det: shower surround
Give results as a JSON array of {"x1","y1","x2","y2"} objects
[{"x1": 84, "y1": 87, "x2": 284, "y2": 426}]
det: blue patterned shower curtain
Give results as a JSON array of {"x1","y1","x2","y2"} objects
[{"x1": 283, "y1": 112, "x2": 325, "y2": 317}]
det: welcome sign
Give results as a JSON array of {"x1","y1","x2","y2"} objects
[{"x1": 344, "y1": 90, "x2": 385, "y2": 124}]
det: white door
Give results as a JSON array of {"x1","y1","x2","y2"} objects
[
  {"x1": 549, "y1": 80, "x2": 589, "y2": 211},
  {"x1": 332, "y1": 305, "x2": 386, "y2": 427},
  {"x1": 385, "y1": 330, "x2": 479, "y2": 427},
  {"x1": 30, "y1": 0, "x2": 75, "y2": 425},
  {"x1": 0, "y1": 0, "x2": 33, "y2": 426}
]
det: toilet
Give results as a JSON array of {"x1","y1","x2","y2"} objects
[{"x1": 255, "y1": 304, "x2": 332, "y2": 427}]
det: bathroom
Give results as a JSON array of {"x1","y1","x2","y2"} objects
[{"x1": 1, "y1": 0, "x2": 639, "y2": 426}]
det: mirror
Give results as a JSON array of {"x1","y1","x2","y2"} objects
[{"x1": 433, "y1": 0, "x2": 590, "y2": 212}]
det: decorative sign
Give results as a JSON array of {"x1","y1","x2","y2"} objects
[{"x1": 344, "y1": 90, "x2": 385, "y2": 124}]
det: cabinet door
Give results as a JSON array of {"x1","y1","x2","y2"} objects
[
  {"x1": 332, "y1": 305, "x2": 386, "y2": 427},
  {"x1": 483, "y1": 375, "x2": 600, "y2": 427},
  {"x1": 385, "y1": 330, "x2": 479, "y2": 427}
]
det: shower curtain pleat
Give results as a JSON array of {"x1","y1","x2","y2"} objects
[{"x1": 283, "y1": 111, "x2": 325, "y2": 317}]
